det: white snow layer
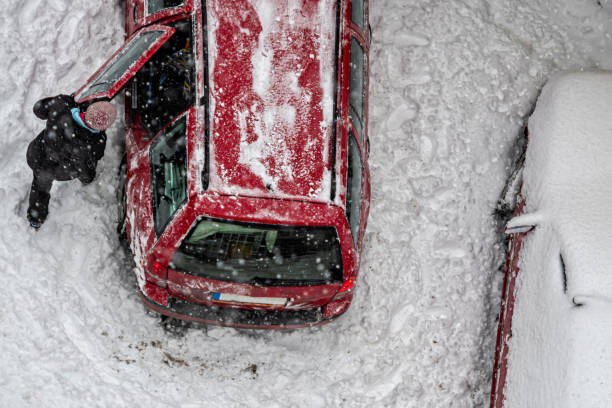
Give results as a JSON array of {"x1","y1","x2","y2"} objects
[
  {"x1": 1, "y1": 0, "x2": 612, "y2": 407},
  {"x1": 504, "y1": 72, "x2": 612, "y2": 407},
  {"x1": 525, "y1": 71, "x2": 612, "y2": 299}
]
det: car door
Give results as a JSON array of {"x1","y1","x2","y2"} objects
[
  {"x1": 73, "y1": 25, "x2": 175, "y2": 104},
  {"x1": 490, "y1": 196, "x2": 532, "y2": 408},
  {"x1": 490, "y1": 219, "x2": 527, "y2": 408},
  {"x1": 72, "y1": 24, "x2": 176, "y2": 271}
]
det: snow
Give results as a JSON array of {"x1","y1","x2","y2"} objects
[
  {"x1": 207, "y1": 0, "x2": 335, "y2": 201},
  {"x1": 524, "y1": 71, "x2": 612, "y2": 298},
  {"x1": 503, "y1": 71, "x2": 612, "y2": 407},
  {"x1": 2, "y1": 0, "x2": 612, "y2": 407}
]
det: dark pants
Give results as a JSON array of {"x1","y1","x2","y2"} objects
[{"x1": 27, "y1": 171, "x2": 53, "y2": 225}]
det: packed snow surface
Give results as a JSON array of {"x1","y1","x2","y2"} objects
[
  {"x1": 2, "y1": 0, "x2": 612, "y2": 407},
  {"x1": 504, "y1": 72, "x2": 612, "y2": 407}
]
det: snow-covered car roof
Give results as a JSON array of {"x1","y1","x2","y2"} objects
[
  {"x1": 524, "y1": 71, "x2": 612, "y2": 300},
  {"x1": 205, "y1": 1, "x2": 337, "y2": 202}
]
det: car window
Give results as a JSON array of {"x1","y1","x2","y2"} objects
[
  {"x1": 131, "y1": 18, "x2": 195, "y2": 136},
  {"x1": 77, "y1": 30, "x2": 168, "y2": 101},
  {"x1": 150, "y1": 116, "x2": 188, "y2": 237},
  {"x1": 148, "y1": 0, "x2": 184, "y2": 15},
  {"x1": 351, "y1": 0, "x2": 366, "y2": 32},
  {"x1": 349, "y1": 37, "x2": 366, "y2": 143},
  {"x1": 171, "y1": 218, "x2": 343, "y2": 285},
  {"x1": 346, "y1": 130, "x2": 363, "y2": 248}
]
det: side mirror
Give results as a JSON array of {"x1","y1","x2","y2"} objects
[{"x1": 504, "y1": 213, "x2": 542, "y2": 234}]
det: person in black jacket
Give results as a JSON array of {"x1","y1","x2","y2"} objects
[{"x1": 26, "y1": 94, "x2": 117, "y2": 229}]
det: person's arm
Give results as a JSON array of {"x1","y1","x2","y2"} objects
[
  {"x1": 91, "y1": 133, "x2": 107, "y2": 162},
  {"x1": 75, "y1": 133, "x2": 106, "y2": 182},
  {"x1": 32, "y1": 97, "x2": 55, "y2": 120},
  {"x1": 33, "y1": 94, "x2": 76, "y2": 119}
]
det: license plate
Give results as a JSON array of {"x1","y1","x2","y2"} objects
[{"x1": 212, "y1": 292, "x2": 287, "y2": 307}]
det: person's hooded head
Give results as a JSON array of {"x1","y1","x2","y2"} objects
[{"x1": 84, "y1": 101, "x2": 117, "y2": 131}]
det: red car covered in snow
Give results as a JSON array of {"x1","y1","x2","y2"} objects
[
  {"x1": 490, "y1": 72, "x2": 612, "y2": 406},
  {"x1": 74, "y1": 0, "x2": 371, "y2": 328}
]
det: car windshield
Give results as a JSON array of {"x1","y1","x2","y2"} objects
[{"x1": 170, "y1": 218, "x2": 343, "y2": 286}]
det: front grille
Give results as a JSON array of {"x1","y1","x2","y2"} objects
[{"x1": 168, "y1": 296, "x2": 324, "y2": 327}]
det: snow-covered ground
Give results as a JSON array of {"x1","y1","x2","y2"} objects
[{"x1": 1, "y1": 0, "x2": 612, "y2": 407}]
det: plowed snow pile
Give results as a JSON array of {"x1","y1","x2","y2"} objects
[{"x1": 1, "y1": 0, "x2": 612, "y2": 407}]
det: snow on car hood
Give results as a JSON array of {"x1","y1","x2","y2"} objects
[
  {"x1": 523, "y1": 71, "x2": 612, "y2": 300},
  {"x1": 206, "y1": 0, "x2": 336, "y2": 201},
  {"x1": 505, "y1": 71, "x2": 612, "y2": 407}
]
